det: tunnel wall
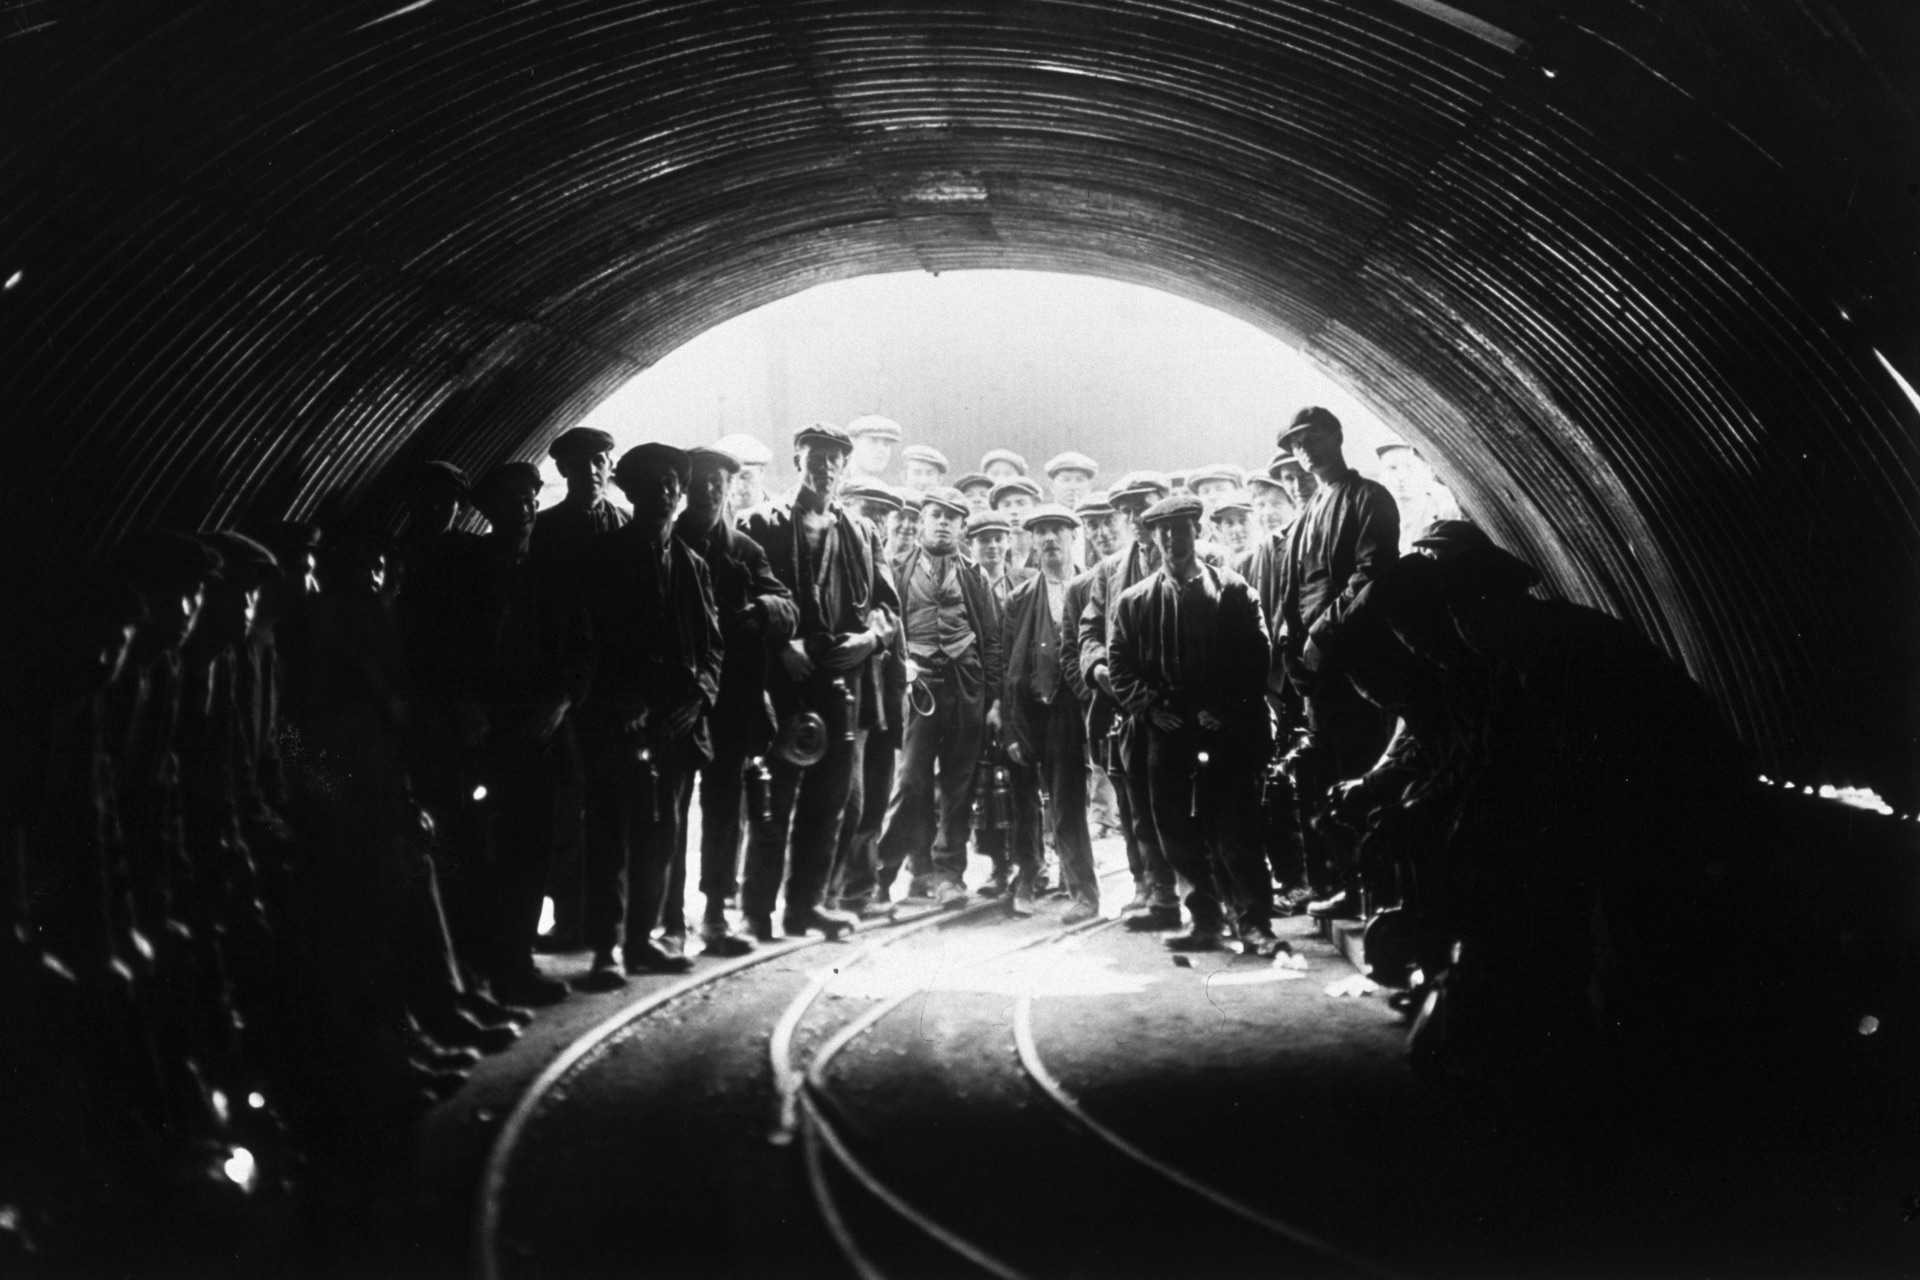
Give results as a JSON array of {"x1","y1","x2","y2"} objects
[{"x1": 0, "y1": 0, "x2": 1915, "y2": 802}]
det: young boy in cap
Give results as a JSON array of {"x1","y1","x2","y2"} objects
[
  {"x1": 1043, "y1": 452, "x2": 1099, "y2": 510},
  {"x1": 671, "y1": 446, "x2": 799, "y2": 957},
  {"x1": 574, "y1": 444, "x2": 723, "y2": 985},
  {"x1": 844, "y1": 415, "x2": 904, "y2": 481},
  {"x1": 873, "y1": 487, "x2": 1002, "y2": 905},
  {"x1": 1000, "y1": 504, "x2": 1100, "y2": 921},
  {"x1": 899, "y1": 444, "x2": 949, "y2": 493}
]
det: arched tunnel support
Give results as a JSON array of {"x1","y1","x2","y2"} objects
[{"x1": 0, "y1": 0, "x2": 1915, "y2": 801}]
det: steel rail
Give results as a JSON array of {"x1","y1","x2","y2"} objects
[
  {"x1": 1009, "y1": 924, "x2": 1402, "y2": 1280},
  {"x1": 473, "y1": 897, "x2": 990, "y2": 1280}
]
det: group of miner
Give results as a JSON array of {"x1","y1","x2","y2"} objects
[{"x1": 2, "y1": 400, "x2": 1764, "y2": 1269}]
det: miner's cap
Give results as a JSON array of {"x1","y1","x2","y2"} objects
[
  {"x1": 1043, "y1": 451, "x2": 1098, "y2": 479},
  {"x1": 713, "y1": 432, "x2": 773, "y2": 466},
  {"x1": 900, "y1": 444, "x2": 950, "y2": 471},
  {"x1": 548, "y1": 427, "x2": 617, "y2": 461},
  {"x1": 989, "y1": 476, "x2": 1044, "y2": 507},
  {"x1": 965, "y1": 511, "x2": 1012, "y2": 538},
  {"x1": 614, "y1": 442, "x2": 693, "y2": 488},
  {"x1": 980, "y1": 448, "x2": 1028, "y2": 474},
  {"x1": 1139, "y1": 493, "x2": 1206, "y2": 527},
  {"x1": 792, "y1": 421, "x2": 853, "y2": 454},
  {"x1": 1022, "y1": 502, "x2": 1081, "y2": 532},
  {"x1": 687, "y1": 445, "x2": 741, "y2": 474},
  {"x1": 1276, "y1": 405, "x2": 1343, "y2": 449},
  {"x1": 842, "y1": 479, "x2": 904, "y2": 512},
  {"x1": 919, "y1": 486, "x2": 970, "y2": 519},
  {"x1": 845, "y1": 414, "x2": 904, "y2": 442}
]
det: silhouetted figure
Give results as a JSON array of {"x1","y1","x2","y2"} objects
[
  {"x1": 671, "y1": 446, "x2": 797, "y2": 957},
  {"x1": 1273, "y1": 406, "x2": 1399, "y2": 919},
  {"x1": 533, "y1": 427, "x2": 627, "y2": 954},
  {"x1": 576, "y1": 444, "x2": 722, "y2": 987}
]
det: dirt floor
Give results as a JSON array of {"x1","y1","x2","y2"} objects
[{"x1": 412, "y1": 835, "x2": 1920, "y2": 1279}]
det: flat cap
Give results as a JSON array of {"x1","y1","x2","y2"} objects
[
  {"x1": 548, "y1": 427, "x2": 617, "y2": 460},
  {"x1": 1375, "y1": 441, "x2": 1415, "y2": 457},
  {"x1": 793, "y1": 421, "x2": 852, "y2": 454},
  {"x1": 898, "y1": 488, "x2": 926, "y2": 512},
  {"x1": 1074, "y1": 490, "x2": 1114, "y2": 517},
  {"x1": 1276, "y1": 405, "x2": 1343, "y2": 449},
  {"x1": 920, "y1": 486, "x2": 971, "y2": 519},
  {"x1": 201, "y1": 531, "x2": 281, "y2": 583},
  {"x1": 1188, "y1": 463, "x2": 1247, "y2": 488},
  {"x1": 965, "y1": 512, "x2": 1012, "y2": 539},
  {"x1": 1245, "y1": 473, "x2": 1286, "y2": 494},
  {"x1": 713, "y1": 432, "x2": 774, "y2": 466},
  {"x1": 1021, "y1": 502, "x2": 1080, "y2": 531},
  {"x1": 842, "y1": 479, "x2": 903, "y2": 512},
  {"x1": 900, "y1": 444, "x2": 950, "y2": 471},
  {"x1": 953, "y1": 471, "x2": 994, "y2": 493},
  {"x1": 845, "y1": 414, "x2": 904, "y2": 442},
  {"x1": 1266, "y1": 452, "x2": 1309, "y2": 478},
  {"x1": 1208, "y1": 496, "x2": 1253, "y2": 518},
  {"x1": 473, "y1": 461, "x2": 544, "y2": 503},
  {"x1": 989, "y1": 476, "x2": 1043, "y2": 507},
  {"x1": 1139, "y1": 493, "x2": 1206, "y2": 527},
  {"x1": 688, "y1": 445, "x2": 741, "y2": 473},
  {"x1": 1414, "y1": 521, "x2": 1540, "y2": 594},
  {"x1": 1043, "y1": 451, "x2": 1098, "y2": 478},
  {"x1": 614, "y1": 442, "x2": 692, "y2": 487},
  {"x1": 1409, "y1": 519, "x2": 1491, "y2": 559},
  {"x1": 1109, "y1": 471, "x2": 1172, "y2": 507},
  {"x1": 405, "y1": 459, "x2": 470, "y2": 497},
  {"x1": 980, "y1": 448, "x2": 1028, "y2": 474}
]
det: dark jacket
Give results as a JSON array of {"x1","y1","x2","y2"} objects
[
  {"x1": 1076, "y1": 540, "x2": 1227, "y2": 688},
  {"x1": 742, "y1": 499, "x2": 900, "y2": 726},
  {"x1": 1107, "y1": 561, "x2": 1272, "y2": 759},
  {"x1": 1001, "y1": 572, "x2": 1087, "y2": 762},
  {"x1": 892, "y1": 543, "x2": 1005, "y2": 703},
  {"x1": 674, "y1": 512, "x2": 799, "y2": 751},
  {"x1": 1278, "y1": 467, "x2": 1398, "y2": 658},
  {"x1": 531, "y1": 494, "x2": 629, "y2": 577},
  {"x1": 576, "y1": 521, "x2": 723, "y2": 767}
]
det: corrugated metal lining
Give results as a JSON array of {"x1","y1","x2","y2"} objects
[{"x1": 0, "y1": 0, "x2": 1915, "y2": 799}]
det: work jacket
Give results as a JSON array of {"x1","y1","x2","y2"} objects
[
  {"x1": 1107, "y1": 560, "x2": 1272, "y2": 760},
  {"x1": 1000, "y1": 571, "x2": 1088, "y2": 762},
  {"x1": 1278, "y1": 467, "x2": 1398, "y2": 659},
  {"x1": 674, "y1": 512, "x2": 798, "y2": 751},
  {"x1": 576, "y1": 521, "x2": 723, "y2": 767}
]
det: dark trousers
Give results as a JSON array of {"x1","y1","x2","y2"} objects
[
  {"x1": 1004, "y1": 761, "x2": 1046, "y2": 883},
  {"x1": 543, "y1": 720, "x2": 586, "y2": 939},
  {"x1": 876, "y1": 659, "x2": 984, "y2": 887},
  {"x1": 1142, "y1": 723, "x2": 1273, "y2": 931},
  {"x1": 661, "y1": 733, "x2": 754, "y2": 936},
  {"x1": 584, "y1": 743, "x2": 694, "y2": 954},
  {"x1": 1302, "y1": 677, "x2": 1393, "y2": 894},
  {"x1": 830, "y1": 728, "x2": 899, "y2": 908},
  {"x1": 741, "y1": 727, "x2": 856, "y2": 924},
  {"x1": 478, "y1": 733, "x2": 564, "y2": 980},
  {"x1": 1117, "y1": 721, "x2": 1178, "y2": 908},
  {"x1": 1029, "y1": 697, "x2": 1099, "y2": 905}
]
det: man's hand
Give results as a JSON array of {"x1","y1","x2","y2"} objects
[
  {"x1": 986, "y1": 701, "x2": 1003, "y2": 734},
  {"x1": 867, "y1": 608, "x2": 897, "y2": 646},
  {"x1": 903, "y1": 656, "x2": 921, "y2": 685},
  {"x1": 1149, "y1": 705, "x2": 1184, "y2": 732},
  {"x1": 1006, "y1": 739, "x2": 1029, "y2": 767},
  {"x1": 1196, "y1": 708, "x2": 1224, "y2": 732},
  {"x1": 1093, "y1": 663, "x2": 1115, "y2": 698},
  {"x1": 780, "y1": 639, "x2": 815, "y2": 681},
  {"x1": 662, "y1": 697, "x2": 703, "y2": 738}
]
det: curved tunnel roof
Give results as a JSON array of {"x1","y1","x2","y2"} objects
[{"x1": 1, "y1": 0, "x2": 1916, "y2": 800}]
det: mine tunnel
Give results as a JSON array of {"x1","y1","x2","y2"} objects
[{"x1": 2, "y1": 0, "x2": 1918, "y2": 1276}]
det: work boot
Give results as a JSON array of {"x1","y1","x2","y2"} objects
[
  {"x1": 495, "y1": 969, "x2": 570, "y2": 1007},
  {"x1": 976, "y1": 868, "x2": 1010, "y2": 899},
  {"x1": 1010, "y1": 877, "x2": 1039, "y2": 917},
  {"x1": 1123, "y1": 905, "x2": 1181, "y2": 933},
  {"x1": 1165, "y1": 922, "x2": 1227, "y2": 952},
  {"x1": 575, "y1": 950, "x2": 627, "y2": 993},
  {"x1": 626, "y1": 941, "x2": 695, "y2": 974},
  {"x1": 1122, "y1": 879, "x2": 1153, "y2": 913},
  {"x1": 783, "y1": 906, "x2": 858, "y2": 940},
  {"x1": 1275, "y1": 886, "x2": 1316, "y2": 916},
  {"x1": 1308, "y1": 889, "x2": 1359, "y2": 921},
  {"x1": 699, "y1": 918, "x2": 755, "y2": 958},
  {"x1": 743, "y1": 914, "x2": 776, "y2": 943},
  {"x1": 857, "y1": 900, "x2": 898, "y2": 922},
  {"x1": 1062, "y1": 899, "x2": 1100, "y2": 926},
  {"x1": 934, "y1": 881, "x2": 970, "y2": 909},
  {"x1": 1237, "y1": 921, "x2": 1288, "y2": 958}
]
